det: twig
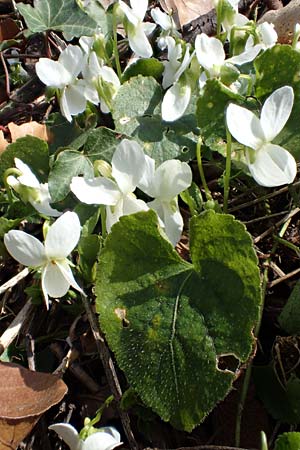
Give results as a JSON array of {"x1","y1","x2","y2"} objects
[
  {"x1": 0, "y1": 299, "x2": 34, "y2": 356},
  {"x1": 81, "y1": 294, "x2": 138, "y2": 450},
  {"x1": 25, "y1": 333, "x2": 36, "y2": 371},
  {"x1": 0, "y1": 267, "x2": 30, "y2": 295},
  {"x1": 143, "y1": 446, "x2": 256, "y2": 450},
  {"x1": 228, "y1": 181, "x2": 300, "y2": 213},
  {"x1": 253, "y1": 208, "x2": 300, "y2": 243},
  {"x1": 268, "y1": 267, "x2": 300, "y2": 288},
  {"x1": 51, "y1": 343, "x2": 101, "y2": 393},
  {"x1": 0, "y1": 51, "x2": 10, "y2": 97}
]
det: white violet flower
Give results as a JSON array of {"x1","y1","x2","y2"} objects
[
  {"x1": 161, "y1": 37, "x2": 194, "y2": 122},
  {"x1": 70, "y1": 139, "x2": 148, "y2": 232},
  {"x1": 4, "y1": 212, "x2": 84, "y2": 308},
  {"x1": 36, "y1": 45, "x2": 87, "y2": 122},
  {"x1": 82, "y1": 51, "x2": 120, "y2": 113},
  {"x1": 195, "y1": 33, "x2": 261, "y2": 88},
  {"x1": 119, "y1": 0, "x2": 156, "y2": 58},
  {"x1": 226, "y1": 85, "x2": 297, "y2": 187},
  {"x1": 137, "y1": 156, "x2": 192, "y2": 246},
  {"x1": 6, "y1": 158, "x2": 61, "y2": 217},
  {"x1": 49, "y1": 423, "x2": 122, "y2": 450}
]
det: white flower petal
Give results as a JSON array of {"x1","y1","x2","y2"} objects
[
  {"x1": 99, "y1": 66, "x2": 121, "y2": 88},
  {"x1": 228, "y1": 44, "x2": 262, "y2": 65},
  {"x1": 63, "y1": 83, "x2": 87, "y2": 117},
  {"x1": 106, "y1": 201, "x2": 124, "y2": 232},
  {"x1": 260, "y1": 86, "x2": 294, "y2": 142},
  {"x1": 195, "y1": 34, "x2": 225, "y2": 72},
  {"x1": 161, "y1": 82, "x2": 191, "y2": 122},
  {"x1": 112, "y1": 139, "x2": 146, "y2": 194},
  {"x1": 248, "y1": 143, "x2": 297, "y2": 187},
  {"x1": 122, "y1": 194, "x2": 149, "y2": 216},
  {"x1": 4, "y1": 231, "x2": 46, "y2": 267},
  {"x1": 71, "y1": 177, "x2": 120, "y2": 205},
  {"x1": 143, "y1": 22, "x2": 157, "y2": 36},
  {"x1": 153, "y1": 160, "x2": 192, "y2": 200},
  {"x1": 45, "y1": 211, "x2": 81, "y2": 259},
  {"x1": 59, "y1": 45, "x2": 86, "y2": 80},
  {"x1": 149, "y1": 199, "x2": 183, "y2": 246},
  {"x1": 173, "y1": 47, "x2": 193, "y2": 83},
  {"x1": 226, "y1": 103, "x2": 265, "y2": 149},
  {"x1": 119, "y1": 0, "x2": 139, "y2": 26},
  {"x1": 151, "y1": 7, "x2": 172, "y2": 30},
  {"x1": 14, "y1": 158, "x2": 40, "y2": 188},
  {"x1": 99, "y1": 427, "x2": 121, "y2": 443},
  {"x1": 30, "y1": 183, "x2": 62, "y2": 217},
  {"x1": 83, "y1": 431, "x2": 121, "y2": 450},
  {"x1": 130, "y1": 0, "x2": 147, "y2": 20},
  {"x1": 35, "y1": 59, "x2": 71, "y2": 88},
  {"x1": 55, "y1": 260, "x2": 84, "y2": 295},
  {"x1": 137, "y1": 154, "x2": 156, "y2": 197},
  {"x1": 42, "y1": 261, "x2": 70, "y2": 298},
  {"x1": 49, "y1": 423, "x2": 80, "y2": 450},
  {"x1": 127, "y1": 22, "x2": 153, "y2": 58},
  {"x1": 257, "y1": 22, "x2": 278, "y2": 47}
]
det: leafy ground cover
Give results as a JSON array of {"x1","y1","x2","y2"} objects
[{"x1": 1, "y1": 0, "x2": 300, "y2": 449}]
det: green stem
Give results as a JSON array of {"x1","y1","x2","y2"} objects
[
  {"x1": 101, "y1": 206, "x2": 107, "y2": 239},
  {"x1": 216, "y1": 0, "x2": 222, "y2": 39},
  {"x1": 112, "y1": 4, "x2": 122, "y2": 80},
  {"x1": 223, "y1": 127, "x2": 232, "y2": 213},
  {"x1": 196, "y1": 137, "x2": 212, "y2": 202}
]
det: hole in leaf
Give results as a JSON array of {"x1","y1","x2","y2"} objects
[
  {"x1": 217, "y1": 354, "x2": 240, "y2": 373},
  {"x1": 114, "y1": 307, "x2": 130, "y2": 328}
]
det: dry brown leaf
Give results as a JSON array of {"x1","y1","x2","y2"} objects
[
  {"x1": 0, "y1": 362, "x2": 68, "y2": 450},
  {"x1": 8, "y1": 121, "x2": 48, "y2": 143},
  {"x1": 159, "y1": 0, "x2": 215, "y2": 27},
  {"x1": 0, "y1": 18, "x2": 20, "y2": 41},
  {"x1": 258, "y1": 0, "x2": 300, "y2": 43},
  {"x1": 0, "y1": 131, "x2": 8, "y2": 153}
]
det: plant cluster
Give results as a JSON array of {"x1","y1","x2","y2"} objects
[{"x1": 1, "y1": 0, "x2": 300, "y2": 445}]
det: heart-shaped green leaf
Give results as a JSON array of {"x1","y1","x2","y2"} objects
[{"x1": 96, "y1": 210, "x2": 261, "y2": 431}]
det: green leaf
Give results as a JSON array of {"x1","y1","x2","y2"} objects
[
  {"x1": 122, "y1": 58, "x2": 164, "y2": 83},
  {"x1": 112, "y1": 76, "x2": 197, "y2": 164},
  {"x1": 96, "y1": 210, "x2": 261, "y2": 431},
  {"x1": 275, "y1": 432, "x2": 300, "y2": 450},
  {"x1": 254, "y1": 45, "x2": 300, "y2": 98},
  {"x1": 254, "y1": 45, "x2": 300, "y2": 160},
  {"x1": 0, "y1": 136, "x2": 49, "y2": 186},
  {"x1": 84, "y1": 127, "x2": 125, "y2": 163},
  {"x1": 47, "y1": 113, "x2": 83, "y2": 153},
  {"x1": 78, "y1": 234, "x2": 101, "y2": 283},
  {"x1": 48, "y1": 150, "x2": 94, "y2": 202},
  {"x1": 253, "y1": 366, "x2": 300, "y2": 424},
  {"x1": 0, "y1": 217, "x2": 22, "y2": 238},
  {"x1": 17, "y1": 0, "x2": 97, "y2": 36},
  {"x1": 196, "y1": 79, "x2": 243, "y2": 153},
  {"x1": 278, "y1": 280, "x2": 300, "y2": 335},
  {"x1": 82, "y1": 0, "x2": 112, "y2": 37}
]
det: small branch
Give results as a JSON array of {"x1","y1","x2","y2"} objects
[
  {"x1": 228, "y1": 181, "x2": 300, "y2": 213},
  {"x1": 253, "y1": 208, "x2": 300, "y2": 244},
  {"x1": 81, "y1": 295, "x2": 138, "y2": 450},
  {"x1": 0, "y1": 299, "x2": 33, "y2": 356},
  {"x1": 268, "y1": 267, "x2": 300, "y2": 288},
  {"x1": 0, "y1": 267, "x2": 30, "y2": 295},
  {"x1": 0, "y1": 51, "x2": 10, "y2": 97},
  {"x1": 51, "y1": 343, "x2": 101, "y2": 393}
]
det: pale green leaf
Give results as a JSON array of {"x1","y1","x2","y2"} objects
[
  {"x1": 112, "y1": 76, "x2": 197, "y2": 164},
  {"x1": 275, "y1": 432, "x2": 300, "y2": 450},
  {"x1": 48, "y1": 150, "x2": 94, "y2": 202},
  {"x1": 17, "y1": 0, "x2": 98, "y2": 36}
]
